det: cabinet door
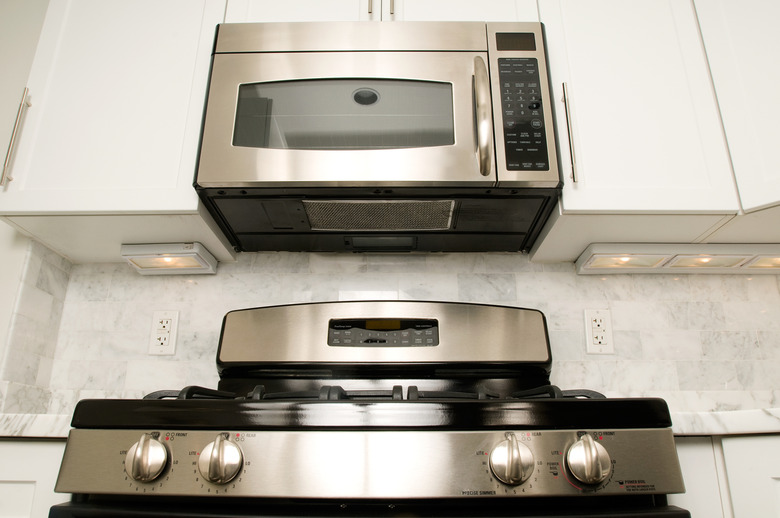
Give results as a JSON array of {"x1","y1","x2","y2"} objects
[
  {"x1": 386, "y1": 0, "x2": 538, "y2": 21},
  {"x1": 0, "y1": 440, "x2": 68, "y2": 517},
  {"x1": 668, "y1": 437, "x2": 725, "y2": 517},
  {"x1": 721, "y1": 435, "x2": 780, "y2": 517},
  {"x1": 695, "y1": 0, "x2": 780, "y2": 213},
  {"x1": 225, "y1": 0, "x2": 377, "y2": 22},
  {"x1": 0, "y1": 0, "x2": 226, "y2": 215},
  {"x1": 538, "y1": 0, "x2": 738, "y2": 213},
  {"x1": 0, "y1": 0, "x2": 49, "y2": 160}
]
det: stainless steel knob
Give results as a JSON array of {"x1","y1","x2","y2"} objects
[
  {"x1": 489, "y1": 432, "x2": 534, "y2": 485},
  {"x1": 198, "y1": 434, "x2": 243, "y2": 484},
  {"x1": 125, "y1": 434, "x2": 168, "y2": 482},
  {"x1": 566, "y1": 434, "x2": 611, "y2": 485}
]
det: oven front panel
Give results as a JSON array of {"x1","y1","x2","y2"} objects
[{"x1": 55, "y1": 428, "x2": 684, "y2": 499}]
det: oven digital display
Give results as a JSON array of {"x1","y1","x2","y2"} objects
[
  {"x1": 328, "y1": 318, "x2": 439, "y2": 347},
  {"x1": 365, "y1": 319, "x2": 401, "y2": 330}
]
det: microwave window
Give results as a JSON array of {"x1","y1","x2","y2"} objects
[{"x1": 232, "y1": 79, "x2": 455, "y2": 150}]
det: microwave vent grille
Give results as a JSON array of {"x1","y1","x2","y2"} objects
[{"x1": 303, "y1": 200, "x2": 454, "y2": 231}]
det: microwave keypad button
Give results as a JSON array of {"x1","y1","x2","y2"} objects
[{"x1": 498, "y1": 57, "x2": 550, "y2": 171}]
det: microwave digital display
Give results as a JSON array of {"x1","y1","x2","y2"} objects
[{"x1": 496, "y1": 32, "x2": 536, "y2": 51}]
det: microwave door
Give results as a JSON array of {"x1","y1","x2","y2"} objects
[{"x1": 197, "y1": 51, "x2": 495, "y2": 188}]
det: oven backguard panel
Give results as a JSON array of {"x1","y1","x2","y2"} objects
[{"x1": 216, "y1": 301, "x2": 551, "y2": 368}]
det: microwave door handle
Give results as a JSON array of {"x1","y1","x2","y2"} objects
[{"x1": 473, "y1": 56, "x2": 493, "y2": 177}]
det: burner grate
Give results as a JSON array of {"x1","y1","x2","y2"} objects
[{"x1": 142, "y1": 384, "x2": 604, "y2": 402}]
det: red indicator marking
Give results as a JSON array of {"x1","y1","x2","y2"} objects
[
  {"x1": 599, "y1": 436, "x2": 603, "y2": 440},
  {"x1": 165, "y1": 437, "x2": 169, "y2": 441}
]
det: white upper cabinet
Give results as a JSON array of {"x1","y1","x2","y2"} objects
[
  {"x1": 225, "y1": 0, "x2": 539, "y2": 22},
  {"x1": 225, "y1": 0, "x2": 377, "y2": 22},
  {"x1": 386, "y1": 0, "x2": 539, "y2": 21},
  {"x1": 0, "y1": 0, "x2": 226, "y2": 215},
  {"x1": 538, "y1": 0, "x2": 739, "y2": 214},
  {"x1": 695, "y1": 0, "x2": 780, "y2": 213}
]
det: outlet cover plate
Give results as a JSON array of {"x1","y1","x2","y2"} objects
[
  {"x1": 149, "y1": 310, "x2": 178, "y2": 355},
  {"x1": 584, "y1": 309, "x2": 614, "y2": 354}
]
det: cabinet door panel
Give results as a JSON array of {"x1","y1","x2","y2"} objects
[
  {"x1": 225, "y1": 0, "x2": 374, "y2": 22},
  {"x1": 389, "y1": 0, "x2": 538, "y2": 21},
  {"x1": 0, "y1": 0, "x2": 49, "y2": 158},
  {"x1": 0, "y1": 440, "x2": 68, "y2": 517},
  {"x1": 695, "y1": 0, "x2": 780, "y2": 212},
  {"x1": 722, "y1": 435, "x2": 780, "y2": 517},
  {"x1": 1, "y1": 0, "x2": 225, "y2": 214},
  {"x1": 539, "y1": 0, "x2": 738, "y2": 213},
  {"x1": 668, "y1": 437, "x2": 725, "y2": 517}
]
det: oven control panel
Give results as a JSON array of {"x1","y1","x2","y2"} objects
[
  {"x1": 56, "y1": 428, "x2": 685, "y2": 499},
  {"x1": 327, "y1": 318, "x2": 439, "y2": 347}
]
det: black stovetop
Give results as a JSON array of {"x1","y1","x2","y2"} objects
[{"x1": 70, "y1": 386, "x2": 673, "y2": 431}]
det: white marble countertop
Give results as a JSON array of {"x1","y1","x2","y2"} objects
[
  {"x1": 2, "y1": 410, "x2": 779, "y2": 439},
  {"x1": 671, "y1": 408, "x2": 780, "y2": 435},
  {"x1": 0, "y1": 414, "x2": 71, "y2": 438}
]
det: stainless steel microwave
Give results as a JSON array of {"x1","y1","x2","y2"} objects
[{"x1": 195, "y1": 22, "x2": 561, "y2": 253}]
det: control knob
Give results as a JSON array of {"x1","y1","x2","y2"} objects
[
  {"x1": 125, "y1": 433, "x2": 168, "y2": 482},
  {"x1": 566, "y1": 434, "x2": 611, "y2": 485},
  {"x1": 489, "y1": 432, "x2": 534, "y2": 485},
  {"x1": 198, "y1": 434, "x2": 243, "y2": 484}
]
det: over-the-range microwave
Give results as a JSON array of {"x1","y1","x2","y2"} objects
[{"x1": 195, "y1": 21, "x2": 561, "y2": 253}]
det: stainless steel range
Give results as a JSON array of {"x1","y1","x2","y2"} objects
[{"x1": 50, "y1": 301, "x2": 689, "y2": 517}]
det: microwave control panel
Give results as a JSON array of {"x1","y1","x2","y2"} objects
[{"x1": 498, "y1": 58, "x2": 549, "y2": 171}]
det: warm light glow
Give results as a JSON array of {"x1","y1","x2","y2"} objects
[
  {"x1": 129, "y1": 256, "x2": 204, "y2": 269},
  {"x1": 747, "y1": 256, "x2": 780, "y2": 269},
  {"x1": 668, "y1": 255, "x2": 748, "y2": 268},
  {"x1": 586, "y1": 254, "x2": 668, "y2": 269},
  {"x1": 577, "y1": 245, "x2": 780, "y2": 275},
  {"x1": 121, "y1": 243, "x2": 218, "y2": 275}
]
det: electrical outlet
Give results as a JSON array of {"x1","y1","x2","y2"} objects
[
  {"x1": 584, "y1": 309, "x2": 614, "y2": 354},
  {"x1": 149, "y1": 311, "x2": 178, "y2": 355}
]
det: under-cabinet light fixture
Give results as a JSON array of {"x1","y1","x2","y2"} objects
[
  {"x1": 576, "y1": 244, "x2": 780, "y2": 275},
  {"x1": 121, "y1": 243, "x2": 218, "y2": 275}
]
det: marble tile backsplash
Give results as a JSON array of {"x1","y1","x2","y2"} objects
[
  {"x1": 1, "y1": 241, "x2": 71, "y2": 414},
  {"x1": 2, "y1": 251, "x2": 780, "y2": 418}
]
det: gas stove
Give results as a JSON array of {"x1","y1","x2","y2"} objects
[{"x1": 50, "y1": 301, "x2": 689, "y2": 517}]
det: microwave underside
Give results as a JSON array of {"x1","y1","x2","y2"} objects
[{"x1": 197, "y1": 187, "x2": 559, "y2": 253}]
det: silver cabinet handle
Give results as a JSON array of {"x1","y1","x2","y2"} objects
[
  {"x1": 390, "y1": 0, "x2": 395, "y2": 15},
  {"x1": 473, "y1": 56, "x2": 493, "y2": 177},
  {"x1": 561, "y1": 82, "x2": 577, "y2": 183},
  {"x1": 368, "y1": 0, "x2": 372, "y2": 13},
  {"x1": 2, "y1": 87, "x2": 32, "y2": 187}
]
